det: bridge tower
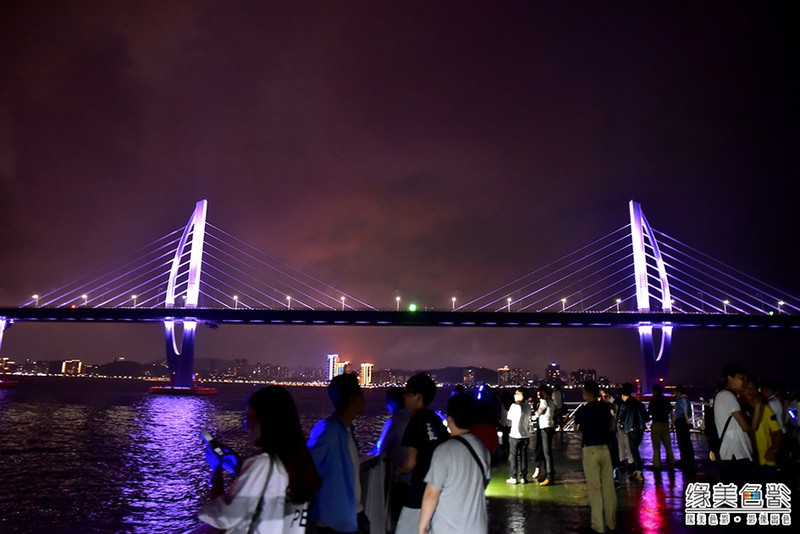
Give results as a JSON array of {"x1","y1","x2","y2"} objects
[
  {"x1": 629, "y1": 200, "x2": 673, "y2": 393},
  {"x1": 163, "y1": 199, "x2": 207, "y2": 388}
]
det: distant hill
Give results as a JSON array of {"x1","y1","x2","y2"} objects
[{"x1": 95, "y1": 360, "x2": 144, "y2": 377}]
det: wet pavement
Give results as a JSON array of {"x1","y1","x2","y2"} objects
[{"x1": 485, "y1": 430, "x2": 797, "y2": 533}]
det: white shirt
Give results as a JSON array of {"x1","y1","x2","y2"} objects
[
  {"x1": 507, "y1": 402, "x2": 530, "y2": 439},
  {"x1": 535, "y1": 398, "x2": 555, "y2": 429},
  {"x1": 714, "y1": 390, "x2": 753, "y2": 462},
  {"x1": 200, "y1": 453, "x2": 309, "y2": 533}
]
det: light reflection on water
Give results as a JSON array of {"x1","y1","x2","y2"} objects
[
  {"x1": 638, "y1": 468, "x2": 688, "y2": 533},
  {"x1": 119, "y1": 395, "x2": 215, "y2": 533},
  {"x1": 0, "y1": 378, "x2": 388, "y2": 533}
]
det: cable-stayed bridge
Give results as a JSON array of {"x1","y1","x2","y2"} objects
[{"x1": 1, "y1": 200, "x2": 797, "y2": 391}]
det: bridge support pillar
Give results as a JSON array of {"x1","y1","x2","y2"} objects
[
  {"x1": 0, "y1": 318, "x2": 8, "y2": 354},
  {"x1": 630, "y1": 201, "x2": 674, "y2": 394},
  {"x1": 638, "y1": 325, "x2": 672, "y2": 393},
  {"x1": 165, "y1": 321, "x2": 196, "y2": 388},
  {"x1": 163, "y1": 200, "x2": 207, "y2": 389}
]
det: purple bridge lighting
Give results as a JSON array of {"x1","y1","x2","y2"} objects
[{"x1": 1, "y1": 200, "x2": 797, "y2": 393}]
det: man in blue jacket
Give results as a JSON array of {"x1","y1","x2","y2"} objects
[{"x1": 308, "y1": 373, "x2": 368, "y2": 533}]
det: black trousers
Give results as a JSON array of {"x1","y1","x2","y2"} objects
[
  {"x1": 509, "y1": 436, "x2": 529, "y2": 478},
  {"x1": 675, "y1": 418, "x2": 695, "y2": 468},
  {"x1": 626, "y1": 429, "x2": 644, "y2": 472}
]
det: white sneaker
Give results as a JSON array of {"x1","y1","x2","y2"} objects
[
  {"x1": 506, "y1": 477, "x2": 518, "y2": 484},
  {"x1": 532, "y1": 468, "x2": 540, "y2": 479}
]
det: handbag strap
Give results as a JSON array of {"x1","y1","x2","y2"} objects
[
  {"x1": 453, "y1": 436, "x2": 489, "y2": 488},
  {"x1": 247, "y1": 456, "x2": 275, "y2": 534}
]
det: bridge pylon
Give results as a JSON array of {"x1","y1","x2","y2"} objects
[
  {"x1": 629, "y1": 200, "x2": 673, "y2": 393},
  {"x1": 162, "y1": 200, "x2": 207, "y2": 389}
]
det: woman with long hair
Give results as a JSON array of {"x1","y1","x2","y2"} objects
[{"x1": 200, "y1": 386, "x2": 322, "y2": 533}]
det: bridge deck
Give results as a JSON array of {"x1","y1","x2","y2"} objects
[{"x1": 2, "y1": 307, "x2": 798, "y2": 328}]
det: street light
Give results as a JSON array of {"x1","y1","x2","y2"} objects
[
  {"x1": 341, "y1": 296, "x2": 346, "y2": 310},
  {"x1": 287, "y1": 296, "x2": 292, "y2": 309},
  {"x1": 233, "y1": 295, "x2": 239, "y2": 309},
  {"x1": 32, "y1": 294, "x2": 39, "y2": 308},
  {"x1": 452, "y1": 297, "x2": 457, "y2": 310},
  {"x1": 131, "y1": 295, "x2": 137, "y2": 308},
  {"x1": 396, "y1": 296, "x2": 401, "y2": 312},
  {"x1": 615, "y1": 298, "x2": 621, "y2": 313},
  {"x1": 507, "y1": 297, "x2": 512, "y2": 312},
  {"x1": 561, "y1": 298, "x2": 566, "y2": 312},
  {"x1": 778, "y1": 301, "x2": 784, "y2": 314},
  {"x1": 723, "y1": 299, "x2": 729, "y2": 314},
  {"x1": 82, "y1": 294, "x2": 88, "y2": 307}
]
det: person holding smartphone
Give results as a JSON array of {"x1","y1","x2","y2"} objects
[{"x1": 199, "y1": 386, "x2": 321, "y2": 533}]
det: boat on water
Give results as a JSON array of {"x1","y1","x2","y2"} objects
[
  {"x1": 148, "y1": 385, "x2": 217, "y2": 395},
  {"x1": 148, "y1": 372, "x2": 217, "y2": 395},
  {"x1": 0, "y1": 379, "x2": 19, "y2": 388}
]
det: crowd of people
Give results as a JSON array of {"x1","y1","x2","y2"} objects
[
  {"x1": 197, "y1": 372, "x2": 492, "y2": 534},
  {"x1": 706, "y1": 363, "x2": 799, "y2": 486},
  {"x1": 191, "y1": 365, "x2": 800, "y2": 534}
]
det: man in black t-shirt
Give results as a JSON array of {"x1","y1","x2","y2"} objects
[
  {"x1": 394, "y1": 373, "x2": 448, "y2": 534},
  {"x1": 575, "y1": 380, "x2": 617, "y2": 534}
]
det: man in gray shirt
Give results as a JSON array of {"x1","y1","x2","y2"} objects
[{"x1": 420, "y1": 393, "x2": 490, "y2": 534}]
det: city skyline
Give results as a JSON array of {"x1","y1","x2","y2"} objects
[
  {"x1": 4, "y1": 352, "x2": 614, "y2": 388},
  {"x1": 1, "y1": 3, "x2": 797, "y2": 386}
]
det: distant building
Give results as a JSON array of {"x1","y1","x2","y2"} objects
[
  {"x1": 1, "y1": 357, "x2": 16, "y2": 374},
  {"x1": 22, "y1": 358, "x2": 49, "y2": 374},
  {"x1": 335, "y1": 361, "x2": 351, "y2": 377},
  {"x1": 569, "y1": 368, "x2": 597, "y2": 387},
  {"x1": 511, "y1": 367, "x2": 530, "y2": 385},
  {"x1": 546, "y1": 362, "x2": 563, "y2": 384},
  {"x1": 497, "y1": 366, "x2": 511, "y2": 386},
  {"x1": 360, "y1": 363, "x2": 374, "y2": 386},
  {"x1": 327, "y1": 354, "x2": 339, "y2": 380},
  {"x1": 374, "y1": 368, "x2": 397, "y2": 385},
  {"x1": 61, "y1": 359, "x2": 83, "y2": 375},
  {"x1": 463, "y1": 367, "x2": 476, "y2": 386},
  {"x1": 225, "y1": 359, "x2": 248, "y2": 378}
]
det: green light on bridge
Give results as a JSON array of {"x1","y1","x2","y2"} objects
[{"x1": 408, "y1": 303, "x2": 417, "y2": 312}]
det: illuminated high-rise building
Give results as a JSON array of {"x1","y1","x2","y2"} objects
[
  {"x1": 1, "y1": 357, "x2": 15, "y2": 374},
  {"x1": 327, "y1": 354, "x2": 339, "y2": 380},
  {"x1": 335, "y1": 361, "x2": 351, "y2": 376},
  {"x1": 546, "y1": 362, "x2": 562, "y2": 383},
  {"x1": 569, "y1": 368, "x2": 597, "y2": 387},
  {"x1": 62, "y1": 359, "x2": 83, "y2": 375},
  {"x1": 497, "y1": 365, "x2": 511, "y2": 386},
  {"x1": 510, "y1": 367, "x2": 529, "y2": 385},
  {"x1": 463, "y1": 367, "x2": 476, "y2": 386},
  {"x1": 360, "y1": 363, "x2": 374, "y2": 386}
]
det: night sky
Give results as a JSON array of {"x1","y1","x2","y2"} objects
[{"x1": 1, "y1": 2, "x2": 798, "y2": 386}]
